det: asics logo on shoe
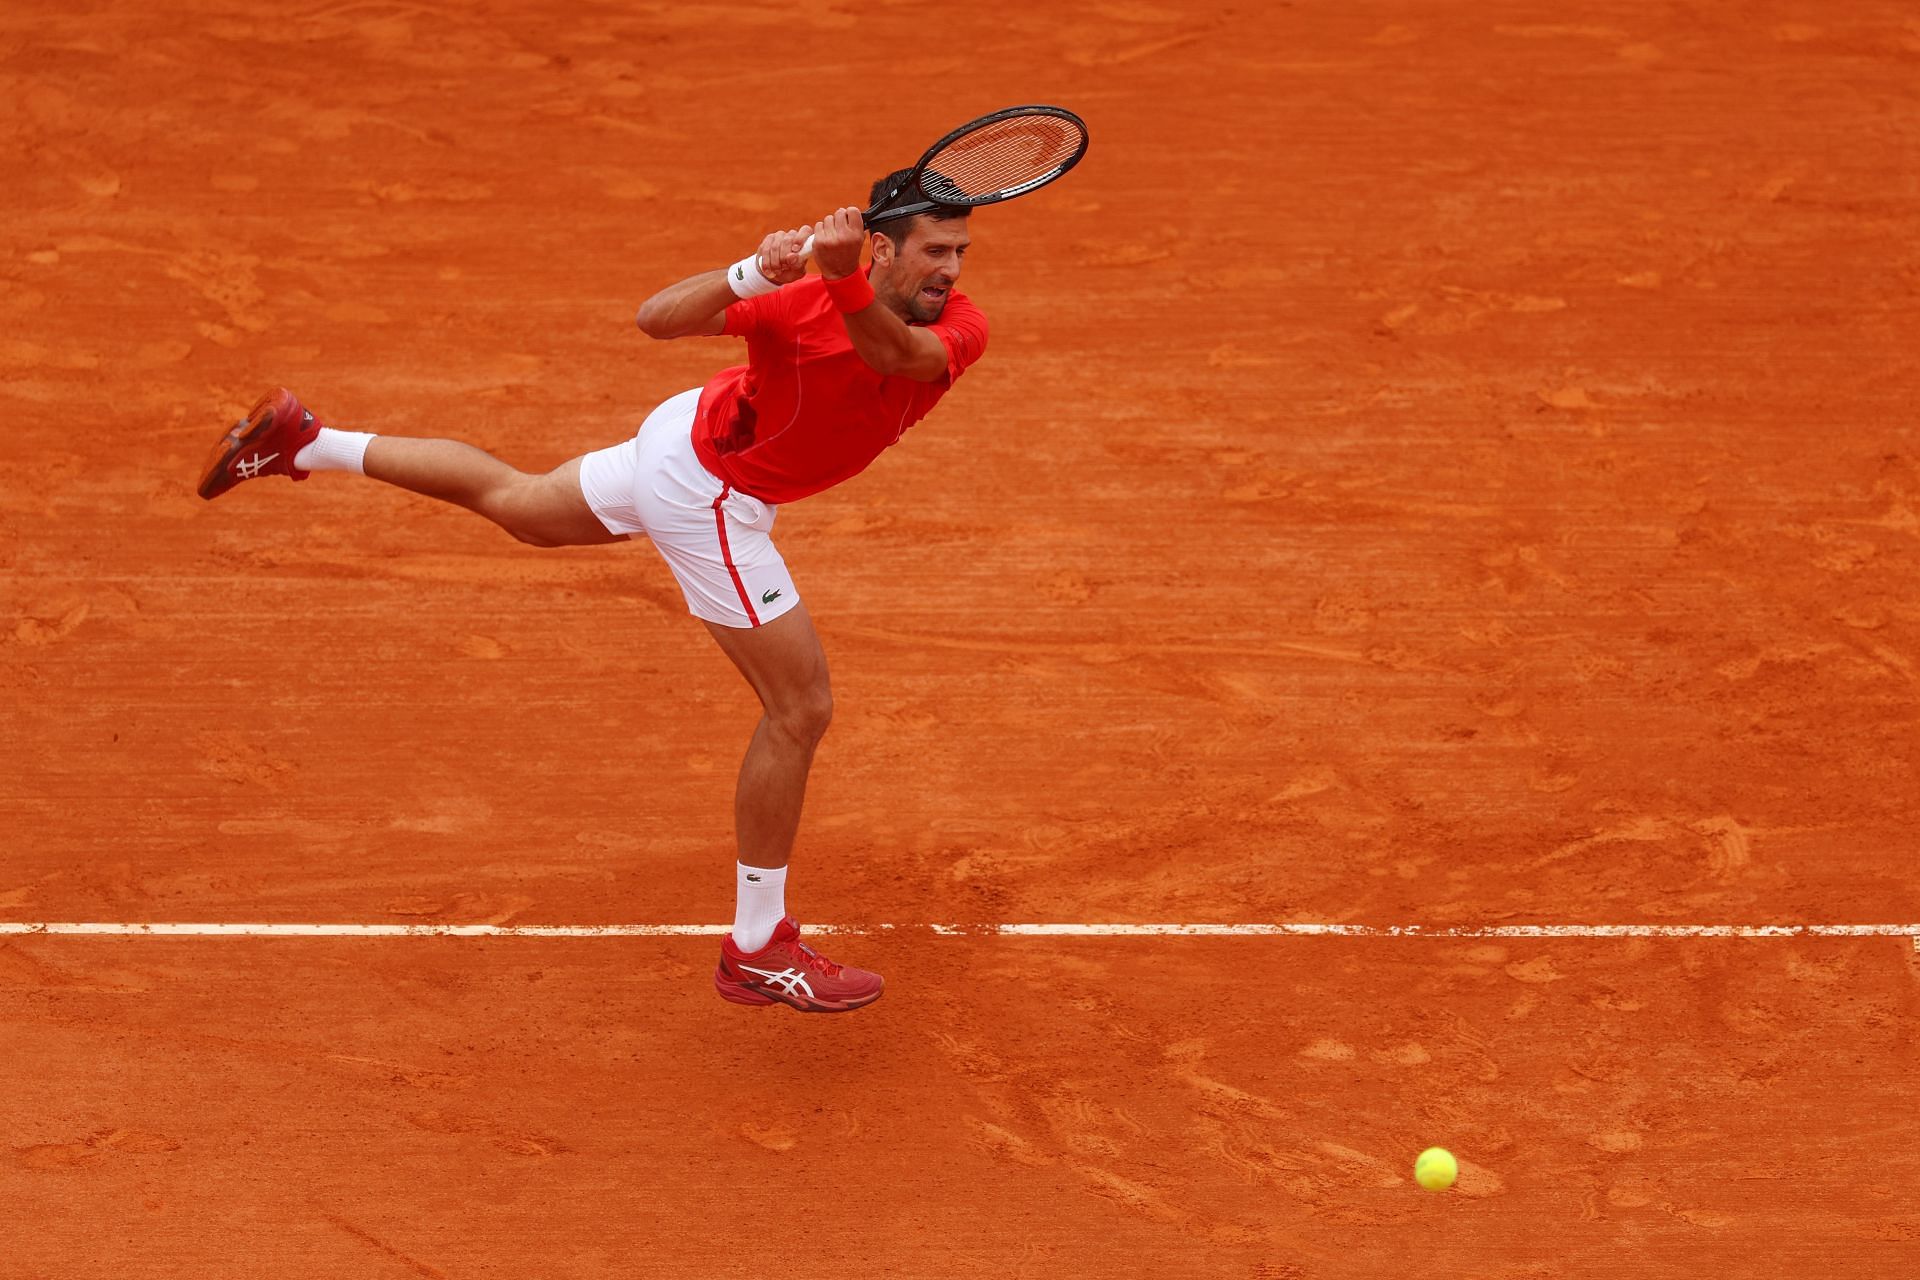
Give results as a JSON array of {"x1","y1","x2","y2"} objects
[
  {"x1": 235, "y1": 452, "x2": 279, "y2": 479},
  {"x1": 739, "y1": 964, "x2": 814, "y2": 1000}
]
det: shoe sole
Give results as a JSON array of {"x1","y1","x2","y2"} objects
[
  {"x1": 196, "y1": 395, "x2": 297, "y2": 500},
  {"x1": 713, "y1": 966, "x2": 884, "y2": 1013}
]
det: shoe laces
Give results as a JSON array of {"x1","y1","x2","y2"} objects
[{"x1": 787, "y1": 935, "x2": 843, "y2": 978}]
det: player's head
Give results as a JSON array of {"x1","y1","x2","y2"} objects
[{"x1": 867, "y1": 167, "x2": 969, "y2": 324}]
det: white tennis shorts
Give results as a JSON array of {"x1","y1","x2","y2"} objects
[{"x1": 578, "y1": 387, "x2": 799, "y2": 630}]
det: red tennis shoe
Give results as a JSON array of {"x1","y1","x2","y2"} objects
[
  {"x1": 197, "y1": 388, "x2": 324, "y2": 500},
  {"x1": 715, "y1": 917, "x2": 884, "y2": 1013}
]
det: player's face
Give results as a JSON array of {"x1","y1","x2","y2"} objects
[{"x1": 874, "y1": 217, "x2": 970, "y2": 323}]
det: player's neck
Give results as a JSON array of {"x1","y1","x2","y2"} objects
[{"x1": 869, "y1": 270, "x2": 924, "y2": 326}]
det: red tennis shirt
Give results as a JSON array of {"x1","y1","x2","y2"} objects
[{"x1": 690, "y1": 274, "x2": 989, "y2": 504}]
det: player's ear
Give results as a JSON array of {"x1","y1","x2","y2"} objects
[{"x1": 869, "y1": 230, "x2": 894, "y2": 269}]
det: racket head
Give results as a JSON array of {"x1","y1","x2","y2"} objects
[{"x1": 866, "y1": 105, "x2": 1090, "y2": 227}]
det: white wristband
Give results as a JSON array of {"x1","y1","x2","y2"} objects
[{"x1": 727, "y1": 253, "x2": 779, "y2": 299}]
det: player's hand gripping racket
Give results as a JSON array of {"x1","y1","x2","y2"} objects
[{"x1": 799, "y1": 105, "x2": 1089, "y2": 257}]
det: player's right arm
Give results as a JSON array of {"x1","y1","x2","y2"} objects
[{"x1": 634, "y1": 227, "x2": 811, "y2": 339}]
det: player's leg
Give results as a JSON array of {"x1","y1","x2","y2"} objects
[
  {"x1": 362, "y1": 440, "x2": 621, "y2": 548},
  {"x1": 198, "y1": 387, "x2": 623, "y2": 548},
  {"x1": 705, "y1": 604, "x2": 880, "y2": 1012},
  {"x1": 702, "y1": 602, "x2": 834, "y2": 874}
]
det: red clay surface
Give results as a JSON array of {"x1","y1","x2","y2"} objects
[{"x1": 4, "y1": 0, "x2": 1919, "y2": 1276}]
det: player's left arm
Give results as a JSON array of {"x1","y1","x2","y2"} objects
[{"x1": 811, "y1": 207, "x2": 951, "y2": 382}]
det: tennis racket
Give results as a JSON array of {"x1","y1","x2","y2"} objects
[{"x1": 799, "y1": 105, "x2": 1089, "y2": 256}]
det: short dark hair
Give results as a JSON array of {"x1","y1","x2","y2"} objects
[{"x1": 867, "y1": 167, "x2": 967, "y2": 250}]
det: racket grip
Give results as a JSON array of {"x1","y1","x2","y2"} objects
[{"x1": 800, "y1": 234, "x2": 816, "y2": 257}]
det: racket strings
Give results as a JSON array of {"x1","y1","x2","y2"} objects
[{"x1": 922, "y1": 116, "x2": 1086, "y2": 202}]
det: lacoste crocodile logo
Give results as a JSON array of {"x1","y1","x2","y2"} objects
[{"x1": 761, "y1": 589, "x2": 782, "y2": 605}]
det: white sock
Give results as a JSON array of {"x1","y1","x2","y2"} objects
[
  {"x1": 731, "y1": 862, "x2": 788, "y2": 953},
  {"x1": 294, "y1": 427, "x2": 376, "y2": 475}
]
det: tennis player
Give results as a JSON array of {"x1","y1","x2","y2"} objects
[{"x1": 197, "y1": 173, "x2": 988, "y2": 1013}]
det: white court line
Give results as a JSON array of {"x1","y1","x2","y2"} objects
[{"x1": 0, "y1": 922, "x2": 1916, "y2": 940}]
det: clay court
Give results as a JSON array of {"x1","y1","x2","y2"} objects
[{"x1": 4, "y1": 0, "x2": 1919, "y2": 1275}]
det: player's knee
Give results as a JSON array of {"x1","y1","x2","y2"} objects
[
  {"x1": 492, "y1": 474, "x2": 566, "y2": 548},
  {"x1": 507, "y1": 524, "x2": 560, "y2": 549},
  {"x1": 772, "y1": 683, "x2": 833, "y2": 747}
]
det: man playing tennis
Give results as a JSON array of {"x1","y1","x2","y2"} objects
[{"x1": 196, "y1": 177, "x2": 986, "y2": 1013}]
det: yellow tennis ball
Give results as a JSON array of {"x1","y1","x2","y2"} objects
[{"x1": 1415, "y1": 1146, "x2": 1458, "y2": 1191}]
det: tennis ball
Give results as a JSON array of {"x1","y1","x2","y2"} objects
[{"x1": 1415, "y1": 1146, "x2": 1457, "y2": 1191}]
